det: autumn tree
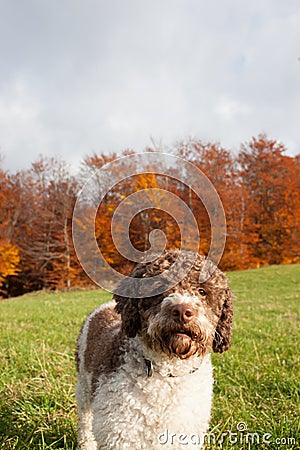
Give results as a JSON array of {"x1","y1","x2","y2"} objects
[
  {"x1": 237, "y1": 134, "x2": 300, "y2": 266},
  {"x1": 3, "y1": 157, "x2": 83, "y2": 295},
  {"x1": 0, "y1": 167, "x2": 20, "y2": 294},
  {"x1": 80, "y1": 151, "x2": 193, "y2": 275},
  {"x1": 177, "y1": 139, "x2": 236, "y2": 268},
  {"x1": 26, "y1": 157, "x2": 81, "y2": 289}
]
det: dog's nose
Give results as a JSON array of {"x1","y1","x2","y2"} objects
[{"x1": 171, "y1": 304, "x2": 194, "y2": 323}]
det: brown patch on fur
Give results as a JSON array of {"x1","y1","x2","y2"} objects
[
  {"x1": 212, "y1": 288, "x2": 233, "y2": 353},
  {"x1": 75, "y1": 328, "x2": 82, "y2": 372},
  {"x1": 82, "y1": 305, "x2": 129, "y2": 395},
  {"x1": 114, "y1": 294, "x2": 141, "y2": 338}
]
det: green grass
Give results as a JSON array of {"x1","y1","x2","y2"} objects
[
  {"x1": 211, "y1": 265, "x2": 300, "y2": 449},
  {"x1": 0, "y1": 265, "x2": 299, "y2": 449},
  {"x1": 0, "y1": 290, "x2": 111, "y2": 450}
]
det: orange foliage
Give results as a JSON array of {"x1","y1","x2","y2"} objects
[
  {"x1": 0, "y1": 242, "x2": 20, "y2": 285},
  {"x1": 1, "y1": 134, "x2": 299, "y2": 297},
  {"x1": 0, "y1": 168, "x2": 20, "y2": 292},
  {"x1": 237, "y1": 134, "x2": 300, "y2": 266}
]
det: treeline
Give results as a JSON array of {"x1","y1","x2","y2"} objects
[{"x1": 0, "y1": 134, "x2": 299, "y2": 298}]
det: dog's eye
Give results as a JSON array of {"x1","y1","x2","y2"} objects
[{"x1": 199, "y1": 288, "x2": 206, "y2": 296}]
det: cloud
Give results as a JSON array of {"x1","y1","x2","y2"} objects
[{"x1": 0, "y1": 0, "x2": 299, "y2": 172}]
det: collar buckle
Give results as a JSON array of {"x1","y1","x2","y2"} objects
[{"x1": 145, "y1": 359, "x2": 153, "y2": 377}]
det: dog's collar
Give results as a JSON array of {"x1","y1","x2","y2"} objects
[
  {"x1": 145, "y1": 359, "x2": 154, "y2": 377},
  {"x1": 144, "y1": 358, "x2": 200, "y2": 378}
]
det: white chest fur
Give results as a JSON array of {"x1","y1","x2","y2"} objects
[{"x1": 91, "y1": 338, "x2": 213, "y2": 450}]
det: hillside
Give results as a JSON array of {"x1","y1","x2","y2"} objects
[{"x1": 0, "y1": 264, "x2": 299, "y2": 449}]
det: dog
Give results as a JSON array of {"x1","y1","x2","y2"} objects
[{"x1": 75, "y1": 249, "x2": 233, "y2": 449}]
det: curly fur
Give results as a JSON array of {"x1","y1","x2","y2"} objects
[{"x1": 76, "y1": 250, "x2": 233, "y2": 450}]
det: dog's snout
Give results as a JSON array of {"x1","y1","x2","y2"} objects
[{"x1": 171, "y1": 304, "x2": 195, "y2": 323}]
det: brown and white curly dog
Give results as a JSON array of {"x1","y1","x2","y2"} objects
[{"x1": 75, "y1": 250, "x2": 233, "y2": 450}]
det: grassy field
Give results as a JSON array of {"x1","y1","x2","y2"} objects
[{"x1": 0, "y1": 265, "x2": 299, "y2": 449}]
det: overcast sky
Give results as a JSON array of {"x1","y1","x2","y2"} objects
[{"x1": 1, "y1": 0, "x2": 300, "y2": 173}]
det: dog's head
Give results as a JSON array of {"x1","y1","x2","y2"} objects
[{"x1": 114, "y1": 250, "x2": 233, "y2": 359}]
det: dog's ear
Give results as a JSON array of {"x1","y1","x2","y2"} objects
[
  {"x1": 213, "y1": 288, "x2": 233, "y2": 353},
  {"x1": 114, "y1": 290, "x2": 141, "y2": 338},
  {"x1": 113, "y1": 265, "x2": 145, "y2": 337}
]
